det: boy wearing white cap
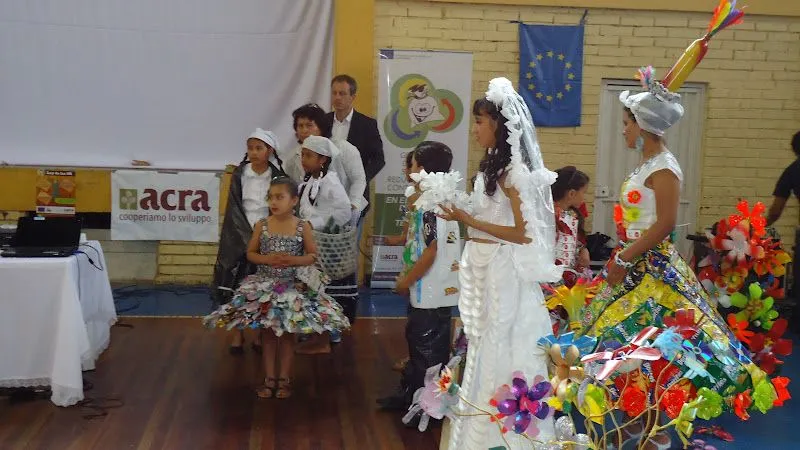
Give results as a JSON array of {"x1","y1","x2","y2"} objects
[
  {"x1": 293, "y1": 135, "x2": 357, "y2": 351},
  {"x1": 297, "y1": 135, "x2": 352, "y2": 230}
]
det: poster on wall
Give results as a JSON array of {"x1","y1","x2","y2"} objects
[
  {"x1": 111, "y1": 170, "x2": 220, "y2": 242},
  {"x1": 35, "y1": 169, "x2": 76, "y2": 215},
  {"x1": 371, "y1": 50, "x2": 472, "y2": 288}
]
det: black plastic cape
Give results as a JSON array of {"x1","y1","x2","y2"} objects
[{"x1": 210, "y1": 160, "x2": 284, "y2": 306}]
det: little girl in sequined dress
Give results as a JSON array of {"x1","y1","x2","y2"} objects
[{"x1": 203, "y1": 177, "x2": 349, "y2": 399}]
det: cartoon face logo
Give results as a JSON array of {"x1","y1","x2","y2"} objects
[
  {"x1": 384, "y1": 74, "x2": 464, "y2": 148},
  {"x1": 407, "y1": 84, "x2": 444, "y2": 126}
]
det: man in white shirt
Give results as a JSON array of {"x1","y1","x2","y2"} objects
[{"x1": 282, "y1": 104, "x2": 367, "y2": 217}]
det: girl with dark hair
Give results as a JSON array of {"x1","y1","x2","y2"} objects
[
  {"x1": 438, "y1": 79, "x2": 559, "y2": 448},
  {"x1": 294, "y1": 135, "x2": 354, "y2": 352},
  {"x1": 552, "y1": 166, "x2": 592, "y2": 285},
  {"x1": 204, "y1": 177, "x2": 350, "y2": 400},
  {"x1": 211, "y1": 129, "x2": 286, "y2": 354}
]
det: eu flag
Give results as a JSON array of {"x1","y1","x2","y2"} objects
[{"x1": 519, "y1": 22, "x2": 584, "y2": 127}]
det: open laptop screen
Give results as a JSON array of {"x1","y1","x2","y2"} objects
[{"x1": 14, "y1": 216, "x2": 82, "y2": 248}]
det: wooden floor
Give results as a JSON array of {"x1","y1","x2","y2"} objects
[{"x1": 0, "y1": 318, "x2": 441, "y2": 450}]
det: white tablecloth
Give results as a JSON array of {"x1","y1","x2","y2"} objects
[{"x1": 0, "y1": 241, "x2": 116, "y2": 406}]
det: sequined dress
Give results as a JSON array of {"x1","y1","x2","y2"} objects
[
  {"x1": 580, "y1": 151, "x2": 758, "y2": 397},
  {"x1": 203, "y1": 219, "x2": 350, "y2": 336}
]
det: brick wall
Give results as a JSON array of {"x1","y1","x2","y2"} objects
[
  {"x1": 5, "y1": 3, "x2": 799, "y2": 284},
  {"x1": 375, "y1": 0, "x2": 800, "y2": 246}
]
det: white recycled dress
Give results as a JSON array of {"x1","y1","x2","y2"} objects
[{"x1": 447, "y1": 174, "x2": 554, "y2": 450}]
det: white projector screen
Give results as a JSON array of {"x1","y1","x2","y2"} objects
[{"x1": 0, "y1": 0, "x2": 333, "y2": 169}]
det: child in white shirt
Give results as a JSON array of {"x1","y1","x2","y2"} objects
[{"x1": 295, "y1": 135, "x2": 359, "y2": 351}]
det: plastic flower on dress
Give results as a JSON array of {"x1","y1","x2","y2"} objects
[
  {"x1": 695, "y1": 425, "x2": 734, "y2": 443},
  {"x1": 694, "y1": 388, "x2": 724, "y2": 420},
  {"x1": 619, "y1": 385, "x2": 647, "y2": 417},
  {"x1": 613, "y1": 204, "x2": 626, "y2": 238},
  {"x1": 771, "y1": 376, "x2": 791, "y2": 407},
  {"x1": 688, "y1": 439, "x2": 718, "y2": 450},
  {"x1": 705, "y1": 218, "x2": 730, "y2": 252},
  {"x1": 752, "y1": 239, "x2": 791, "y2": 277},
  {"x1": 662, "y1": 309, "x2": 699, "y2": 339},
  {"x1": 761, "y1": 276, "x2": 785, "y2": 301},
  {"x1": 733, "y1": 390, "x2": 752, "y2": 420},
  {"x1": 752, "y1": 378, "x2": 778, "y2": 414},
  {"x1": 660, "y1": 385, "x2": 689, "y2": 419},
  {"x1": 730, "y1": 282, "x2": 779, "y2": 330},
  {"x1": 623, "y1": 206, "x2": 641, "y2": 224},
  {"x1": 539, "y1": 332, "x2": 598, "y2": 357},
  {"x1": 576, "y1": 380, "x2": 607, "y2": 424},
  {"x1": 581, "y1": 327, "x2": 662, "y2": 380},
  {"x1": 749, "y1": 318, "x2": 793, "y2": 375},
  {"x1": 727, "y1": 313, "x2": 754, "y2": 345},
  {"x1": 410, "y1": 169, "x2": 471, "y2": 215},
  {"x1": 626, "y1": 190, "x2": 642, "y2": 205},
  {"x1": 545, "y1": 342, "x2": 584, "y2": 402},
  {"x1": 273, "y1": 282, "x2": 288, "y2": 295},
  {"x1": 403, "y1": 359, "x2": 462, "y2": 431},
  {"x1": 544, "y1": 279, "x2": 599, "y2": 330},
  {"x1": 720, "y1": 225, "x2": 752, "y2": 264},
  {"x1": 652, "y1": 327, "x2": 684, "y2": 360},
  {"x1": 719, "y1": 263, "x2": 748, "y2": 294},
  {"x1": 675, "y1": 395, "x2": 703, "y2": 442},
  {"x1": 700, "y1": 278, "x2": 731, "y2": 308},
  {"x1": 728, "y1": 200, "x2": 767, "y2": 238},
  {"x1": 489, "y1": 372, "x2": 553, "y2": 436},
  {"x1": 435, "y1": 365, "x2": 455, "y2": 394}
]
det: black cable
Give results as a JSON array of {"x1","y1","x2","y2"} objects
[
  {"x1": 74, "y1": 251, "x2": 103, "y2": 271},
  {"x1": 78, "y1": 376, "x2": 124, "y2": 420},
  {"x1": 79, "y1": 243, "x2": 104, "y2": 270}
]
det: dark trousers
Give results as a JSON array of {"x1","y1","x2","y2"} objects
[
  {"x1": 401, "y1": 305, "x2": 452, "y2": 400},
  {"x1": 328, "y1": 273, "x2": 359, "y2": 324}
]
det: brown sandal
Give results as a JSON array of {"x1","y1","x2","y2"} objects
[
  {"x1": 275, "y1": 378, "x2": 292, "y2": 399},
  {"x1": 256, "y1": 377, "x2": 277, "y2": 399}
]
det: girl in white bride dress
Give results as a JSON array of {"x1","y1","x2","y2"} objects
[{"x1": 437, "y1": 78, "x2": 563, "y2": 450}]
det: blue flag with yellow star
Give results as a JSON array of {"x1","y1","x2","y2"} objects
[{"x1": 519, "y1": 22, "x2": 584, "y2": 127}]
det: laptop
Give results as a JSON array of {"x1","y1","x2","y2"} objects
[{"x1": 0, "y1": 216, "x2": 81, "y2": 258}]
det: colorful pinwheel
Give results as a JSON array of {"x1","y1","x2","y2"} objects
[{"x1": 581, "y1": 326, "x2": 662, "y2": 380}]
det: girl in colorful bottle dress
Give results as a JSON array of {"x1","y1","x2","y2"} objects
[
  {"x1": 203, "y1": 177, "x2": 350, "y2": 399},
  {"x1": 579, "y1": 68, "x2": 769, "y2": 448}
]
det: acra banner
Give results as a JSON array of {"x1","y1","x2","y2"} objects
[{"x1": 111, "y1": 170, "x2": 220, "y2": 241}]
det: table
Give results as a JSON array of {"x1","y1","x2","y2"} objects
[{"x1": 0, "y1": 241, "x2": 117, "y2": 406}]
